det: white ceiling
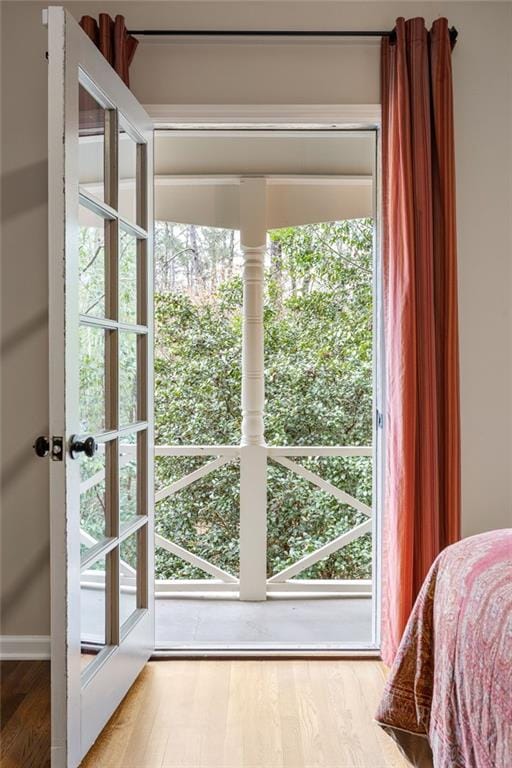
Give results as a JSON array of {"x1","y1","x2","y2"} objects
[
  {"x1": 155, "y1": 130, "x2": 375, "y2": 176},
  {"x1": 80, "y1": 130, "x2": 375, "y2": 227}
]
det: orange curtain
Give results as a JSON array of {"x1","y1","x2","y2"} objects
[
  {"x1": 79, "y1": 14, "x2": 138, "y2": 87},
  {"x1": 380, "y1": 17, "x2": 461, "y2": 666}
]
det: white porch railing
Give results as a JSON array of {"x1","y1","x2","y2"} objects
[
  {"x1": 154, "y1": 443, "x2": 372, "y2": 598},
  {"x1": 79, "y1": 443, "x2": 372, "y2": 598}
]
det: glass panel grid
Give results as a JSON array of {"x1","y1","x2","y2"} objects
[{"x1": 79, "y1": 98, "x2": 149, "y2": 662}]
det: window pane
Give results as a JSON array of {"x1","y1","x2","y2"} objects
[
  {"x1": 80, "y1": 442, "x2": 107, "y2": 550},
  {"x1": 79, "y1": 205, "x2": 106, "y2": 317},
  {"x1": 119, "y1": 332, "x2": 138, "y2": 426},
  {"x1": 79, "y1": 325, "x2": 106, "y2": 434},
  {"x1": 118, "y1": 121, "x2": 138, "y2": 224},
  {"x1": 119, "y1": 229, "x2": 138, "y2": 324},
  {"x1": 79, "y1": 84, "x2": 105, "y2": 202},
  {"x1": 120, "y1": 532, "x2": 139, "y2": 628},
  {"x1": 119, "y1": 433, "x2": 138, "y2": 524},
  {"x1": 80, "y1": 552, "x2": 106, "y2": 662}
]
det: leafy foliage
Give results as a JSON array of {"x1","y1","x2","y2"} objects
[{"x1": 153, "y1": 220, "x2": 374, "y2": 581}]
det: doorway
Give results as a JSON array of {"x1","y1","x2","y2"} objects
[
  {"x1": 48, "y1": 12, "x2": 382, "y2": 764},
  {"x1": 148, "y1": 129, "x2": 381, "y2": 651}
]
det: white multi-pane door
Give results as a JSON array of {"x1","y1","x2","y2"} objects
[{"x1": 46, "y1": 8, "x2": 154, "y2": 766}]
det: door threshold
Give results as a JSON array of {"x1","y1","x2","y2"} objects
[{"x1": 152, "y1": 645, "x2": 381, "y2": 659}]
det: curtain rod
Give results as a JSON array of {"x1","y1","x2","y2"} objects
[{"x1": 127, "y1": 28, "x2": 459, "y2": 44}]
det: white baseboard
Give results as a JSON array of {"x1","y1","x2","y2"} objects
[{"x1": 0, "y1": 635, "x2": 51, "y2": 660}]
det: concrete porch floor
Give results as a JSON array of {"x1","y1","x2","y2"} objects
[
  {"x1": 155, "y1": 596, "x2": 374, "y2": 648},
  {"x1": 81, "y1": 589, "x2": 374, "y2": 649}
]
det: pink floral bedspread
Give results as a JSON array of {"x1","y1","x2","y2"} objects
[{"x1": 376, "y1": 529, "x2": 512, "y2": 767}]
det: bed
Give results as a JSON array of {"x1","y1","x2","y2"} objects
[{"x1": 375, "y1": 528, "x2": 512, "y2": 768}]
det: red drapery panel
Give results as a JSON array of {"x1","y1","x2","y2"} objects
[
  {"x1": 380, "y1": 17, "x2": 461, "y2": 666},
  {"x1": 79, "y1": 13, "x2": 138, "y2": 87}
]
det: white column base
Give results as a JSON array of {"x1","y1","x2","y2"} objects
[{"x1": 239, "y1": 444, "x2": 267, "y2": 600}]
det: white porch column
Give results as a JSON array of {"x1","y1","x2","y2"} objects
[{"x1": 239, "y1": 178, "x2": 267, "y2": 601}]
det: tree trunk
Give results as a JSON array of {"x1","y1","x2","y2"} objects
[
  {"x1": 270, "y1": 238, "x2": 283, "y2": 305},
  {"x1": 189, "y1": 224, "x2": 199, "y2": 296},
  {"x1": 228, "y1": 229, "x2": 235, "y2": 279}
]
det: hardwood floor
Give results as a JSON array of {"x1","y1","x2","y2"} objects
[
  {"x1": 81, "y1": 661, "x2": 407, "y2": 768},
  {"x1": 0, "y1": 660, "x2": 51, "y2": 768},
  {"x1": 1, "y1": 660, "x2": 408, "y2": 768}
]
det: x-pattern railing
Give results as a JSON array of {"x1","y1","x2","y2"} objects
[
  {"x1": 153, "y1": 444, "x2": 372, "y2": 591},
  {"x1": 266, "y1": 446, "x2": 372, "y2": 584},
  {"x1": 154, "y1": 445, "x2": 240, "y2": 584},
  {"x1": 80, "y1": 443, "x2": 372, "y2": 593}
]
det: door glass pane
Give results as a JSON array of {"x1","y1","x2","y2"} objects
[
  {"x1": 119, "y1": 229, "x2": 138, "y2": 324},
  {"x1": 80, "y1": 442, "x2": 107, "y2": 550},
  {"x1": 80, "y1": 552, "x2": 107, "y2": 658},
  {"x1": 118, "y1": 121, "x2": 138, "y2": 224},
  {"x1": 120, "y1": 532, "x2": 139, "y2": 628},
  {"x1": 79, "y1": 84, "x2": 105, "y2": 202},
  {"x1": 79, "y1": 205, "x2": 106, "y2": 318},
  {"x1": 119, "y1": 332, "x2": 138, "y2": 426},
  {"x1": 79, "y1": 325, "x2": 106, "y2": 434},
  {"x1": 120, "y1": 433, "x2": 137, "y2": 524}
]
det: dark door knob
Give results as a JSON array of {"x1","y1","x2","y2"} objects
[
  {"x1": 33, "y1": 435, "x2": 50, "y2": 458},
  {"x1": 69, "y1": 435, "x2": 98, "y2": 460}
]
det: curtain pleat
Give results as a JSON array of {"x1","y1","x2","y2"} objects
[
  {"x1": 79, "y1": 13, "x2": 138, "y2": 87},
  {"x1": 380, "y1": 17, "x2": 461, "y2": 666}
]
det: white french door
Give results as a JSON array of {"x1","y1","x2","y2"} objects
[{"x1": 46, "y1": 8, "x2": 154, "y2": 766}]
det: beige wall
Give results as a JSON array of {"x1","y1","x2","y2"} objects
[{"x1": 1, "y1": 1, "x2": 511, "y2": 637}]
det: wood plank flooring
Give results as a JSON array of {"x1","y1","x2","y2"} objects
[
  {"x1": 81, "y1": 661, "x2": 407, "y2": 768},
  {"x1": 0, "y1": 660, "x2": 51, "y2": 768},
  {"x1": 0, "y1": 660, "x2": 408, "y2": 768}
]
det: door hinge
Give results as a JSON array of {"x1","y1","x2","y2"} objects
[
  {"x1": 376, "y1": 409, "x2": 384, "y2": 429},
  {"x1": 33, "y1": 435, "x2": 64, "y2": 461}
]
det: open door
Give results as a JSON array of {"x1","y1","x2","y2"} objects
[{"x1": 46, "y1": 7, "x2": 154, "y2": 766}]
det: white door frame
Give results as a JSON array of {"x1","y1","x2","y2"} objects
[
  {"x1": 145, "y1": 103, "x2": 381, "y2": 129},
  {"x1": 150, "y1": 107, "x2": 383, "y2": 650}
]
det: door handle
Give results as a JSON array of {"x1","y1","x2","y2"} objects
[
  {"x1": 33, "y1": 435, "x2": 50, "y2": 457},
  {"x1": 69, "y1": 435, "x2": 98, "y2": 460}
]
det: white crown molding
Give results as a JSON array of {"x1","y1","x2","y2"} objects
[
  {"x1": 146, "y1": 103, "x2": 381, "y2": 129},
  {"x1": 0, "y1": 635, "x2": 51, "y2": 660}
]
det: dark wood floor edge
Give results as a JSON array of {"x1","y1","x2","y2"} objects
[{"x1": 0, "y1": 661, "x2": 51, "y2": 768}]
